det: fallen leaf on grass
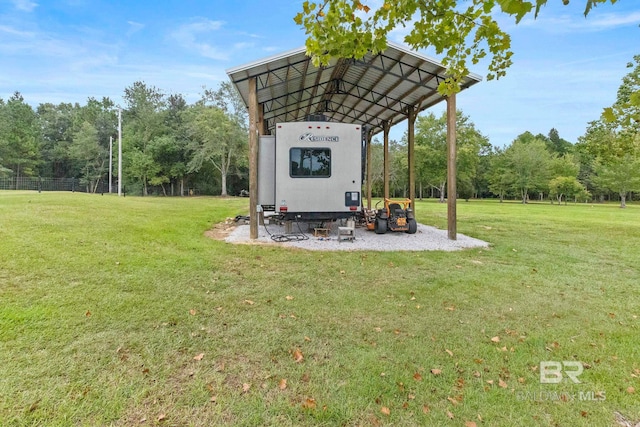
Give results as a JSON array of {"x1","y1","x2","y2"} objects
[
  {"x1": 447, "y1": 397, "x2": 458, "y2": 406},
  {"x1": 189, "y1": 309, "x2": 197, "y2": 316},
  {"x1": 380, "y1": 406, "x2": 391, "y2": 415},
  {"x1": 193, "y1": 353, "x2": 204, "y2": 361},
  {"x1": 85, "y1": 310, "x2": 91, "y2": 317},
  {"x1": 210, "y1": 395, "x2": 217, "y2": 402},
  {"x1": 242, "y1": 383, "x2": 251, "y2": 393},
  {"x1": 285, "y1": 295, "x2": 294, "y2": 300},
  {"x1": 447, "y1": 410, "x2": 454, "y2": 419},
  {"x1": 491, "y1": 336, "x2": 500, "y2": 343},
  {"x1": 293, "y1": 348, "x2": 304, "y2": 363},
  {"x1": 627, "y1": 386, "x2": 635, "y2": 394},
  {"x1": 278, "y1": 378, "x2": 287, "y2": 390},
  {"x1": 243, "y1": 300, "x2": 254, "y2": 305},
  {"x1": 422, "y1": 405, "x2": 430, "y2": 414},
  {"x1": 498, "y1": 379, "x2": 508, "y2": 388},
  {"x1": 430, "y1": 368, "x2": 442, "y2": 375},
  {"x1": 157, "y1": 413, "x2": 166, "y2": 422},
  {"x1": 465, "y1": 422, "x2": 477, "y2": 427},
  {"x1": 445, "y1": 349, "x2": 454, "y2": 357},
  {"x1": 413, "y1": 372, "x2": 423, "y2": 381},
  {"x1": 302, "y1": 398, "x2": 316, "y2": 409}
]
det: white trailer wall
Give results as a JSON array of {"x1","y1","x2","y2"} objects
[{"x1": 274, "y1": 122, "x2": 362, "y2": 216}]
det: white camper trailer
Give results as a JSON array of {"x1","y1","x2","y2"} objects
[{"x1": 258, "y1": 121, "x2": 363, "y2": 220}]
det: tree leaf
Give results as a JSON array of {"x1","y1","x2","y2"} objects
[
  {"x1": 193, "y1": 353, "x2": 204, "y2": 361},
  {"x1": 302, "y1": 398, "x2": 317, "y2": 409},
  {"x1": 293, "y1": 348, "x2": 304, "y2": 363},
  {"x1": 380, "y1": 406, "x2": 391, "y2": 415},
  {"x1": 279, "y1": 378, "x2": 287, "y2": 390},
  {"x1": 431, "y1": 368, "x2": 442, "y2": 375}
]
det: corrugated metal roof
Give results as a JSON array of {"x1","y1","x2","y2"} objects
[{"x1": 226, "y1": 42, "x2": 482, "y2": 135}]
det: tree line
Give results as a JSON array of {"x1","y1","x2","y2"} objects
[
  {"x1": 370, "y1": 55, "x2": 640, "y2": 208},
  {"x1": 0, "y1": 81, "x2": 248, "y2": 196},
  {"x1": 1, "y1": 55, "x2": 638, "y2": 204}
]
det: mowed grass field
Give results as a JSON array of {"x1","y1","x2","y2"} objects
[{"x1": 0, "y1": 191, "x2": 639, "y2": 427}]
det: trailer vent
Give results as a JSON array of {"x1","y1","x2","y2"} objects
[{"x1": 305, "y1": 114, "x2": 327, "y2": 122}]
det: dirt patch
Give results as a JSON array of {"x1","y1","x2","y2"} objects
[
  {"x1": 205, "y1": 219, "x2": 283, "y2": 247},
  {"x1": 204, "y1": 219, "x2": 239, "y2": 241}
]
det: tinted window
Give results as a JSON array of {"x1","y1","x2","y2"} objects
[{"x1": 290, "y1": 148, "x2": 331, "y2": 177}]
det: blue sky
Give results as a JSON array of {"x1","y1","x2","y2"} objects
[{"x1": 1, "y1": 0, "x2": 638, "y2": 147}]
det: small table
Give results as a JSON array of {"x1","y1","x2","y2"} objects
[
  {"x1": 313, "y1": 228, "x2": 330, "y2": 238},
  {"x1": 338, "y1": 226, "x2": 355, "y2": 242}
]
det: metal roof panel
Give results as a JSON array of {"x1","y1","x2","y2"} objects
[{"x1": 227, "y1": 42, "x2": 481, "y2": 135}]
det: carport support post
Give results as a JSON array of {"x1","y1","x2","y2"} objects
[
  {"x1": 446, "y1": 93, "x2": 457, "y2": 240},
  {"x1": 366, "y1": 130, "x2": 373, "y2": 209},
  {"x1": 407, "y1": 106, "x2": 416, "y2": 210},
  {"x1": 383, "y1": 121, "x2": 390, "y2": 199},
  {"x1": 257, "y1": 105, "x2": 265, "y2": 226},
  {"x1": 248, "y1": 77, "x2": 259, "y2": 240}
]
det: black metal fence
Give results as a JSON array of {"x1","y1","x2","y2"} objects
[{"x1": 0, "y1": 177, "x2": 110, "y2": 193}]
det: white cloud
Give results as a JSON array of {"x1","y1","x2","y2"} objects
[
  {"x1": 233, "y1": 42, "x2": 255, "y2": 50},
  {"x1": 518, "y1": 11, "x2": 640, "y2": 33},
  {"x1": 11, "y1": 0, "x2": 37, "y2": 12},
  {"x1": 169, "y1": 18, "x2": 228, "y2": 60},
  {"x1": 127, "y1": 21, "x2": 145, "y2": 36},
  {"x1": 0, "y1": 24, "x2": 35, "y2": 37}
]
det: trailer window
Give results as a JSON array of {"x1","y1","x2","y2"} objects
[{"x1": 290, "y1": 148, "x2": 331, "y2": 178}]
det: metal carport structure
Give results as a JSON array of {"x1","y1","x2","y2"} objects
[{"x1": 226, "y1": 41, "x2": 482, "y2": 240}]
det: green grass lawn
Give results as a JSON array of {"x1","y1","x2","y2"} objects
[{"x1": 1, "y1": 192, "x2": 639, "y2": 426}]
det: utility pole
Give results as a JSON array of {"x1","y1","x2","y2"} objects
[
  {"x1": 109, "y1": 136, "x2": 113, "y2": 194},
  {"x1": 117, "y1": 108, "x2": 123, "y2": 196}
]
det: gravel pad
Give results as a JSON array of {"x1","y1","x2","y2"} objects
[{"x1": 224, "y1": 221, "x2": 489, "y2": 252}]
